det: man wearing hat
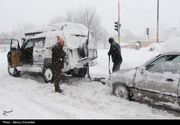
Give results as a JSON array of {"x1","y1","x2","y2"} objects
[{"x1": 108, "y1": 37, "x2": 123, "y2": 72}]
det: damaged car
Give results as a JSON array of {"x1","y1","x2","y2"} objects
[
  {"x1": 111, "y1": 52, "x2": 180, "y2": 109},
  {"x1": 7, "y1": 22, "x2": 97, "y2": 82}
]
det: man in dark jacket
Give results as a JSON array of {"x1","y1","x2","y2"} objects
[
  {"x1": 52, "y1": 36, "x2": 66, "y2": 93},
  {"x1": 108, "y1": 37, "x2": 122, "y2": 72}
]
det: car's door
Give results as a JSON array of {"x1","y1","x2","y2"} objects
[
  {"x1": 7, "y1": 39, "x2": 22, "y2": 67},
  {"x1": 134, "y1": 54, "x2": 180, "y2": 104},
  {"x1": 33, "y1": 38, "x2": 46, "y2": 65}
]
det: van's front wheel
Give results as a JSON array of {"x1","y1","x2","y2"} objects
[
  {"x1": 8, "y1": 65, "x2": 21, "y2": 77},
  {"x1": 43, "y1": 66, "x2": 53, "y2": 83}
]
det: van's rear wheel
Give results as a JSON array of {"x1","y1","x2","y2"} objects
[
  {"x1": 43, "y1": 66, "x2": 53, "y2": 83},
  {"x1": 8, "y1": 65, "x2": 21, "y2": 77}
]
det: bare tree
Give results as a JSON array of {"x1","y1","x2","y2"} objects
[
  {"x1": 65, "y1": 7, "x2": 102, "y2": 41},
  {"x1": 49, "y1": 16, "x2": 64, "y2": 25}
]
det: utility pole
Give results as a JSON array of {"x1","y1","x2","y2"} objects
[
  {"x1": 114, "y1": 0, "x2": 121, "y2": 44},
  {"x1": 118, "y1": 0, "x2": 120, "y2": 44},
  {"x1": 157, "y1": 0, "x2": 159, "y2": 43}
]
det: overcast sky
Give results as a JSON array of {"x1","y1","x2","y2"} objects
[{"x1": 0, "y1": 0, "x2": 180, "y2": 37}]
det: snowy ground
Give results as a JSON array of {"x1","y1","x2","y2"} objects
[{"x1": 0, "y1": 45, "x2": 179, "y2": 119}]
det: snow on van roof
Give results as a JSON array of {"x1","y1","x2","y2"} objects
[
  {"x1": 161, "y1": 30, "x2": 180, "y2": 53},
  {"x1": 25, "y1": 22, "x2": 88, "y2": 36},
  {"x1": 25, "y1": 22, "x2": 90, "y2": 49}
]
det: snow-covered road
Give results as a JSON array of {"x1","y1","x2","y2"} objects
[{"x1": 0, "y1": 47, "x2": 178, "y2": 119}]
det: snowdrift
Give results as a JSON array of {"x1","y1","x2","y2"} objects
[{"x1": 161, "y1": 30, "x2": 180, "y2": 53}]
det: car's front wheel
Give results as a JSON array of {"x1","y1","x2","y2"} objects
[
  {"x1": 43, "y1": 65, "x2": 53, "y2": 83},
  {"x1": 113, "y1": 83, "x2": 132, "y2": 100}
]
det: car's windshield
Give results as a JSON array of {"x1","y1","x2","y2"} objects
[{"x1": 145, "y1": 54, "x2": 180, "y2": 74}]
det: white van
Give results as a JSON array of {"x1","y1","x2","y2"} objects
[{"x1": 7, "y1": 22, "x2": 97, "y2": 82}]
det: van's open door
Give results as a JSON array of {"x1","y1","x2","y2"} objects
[{"x1": 7, "y1": 39, "x2": 22, "y2": 67}]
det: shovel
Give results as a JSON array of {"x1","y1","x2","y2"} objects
[{"x1": 108, "y1": 55, "x2": 111, "y2": 80}]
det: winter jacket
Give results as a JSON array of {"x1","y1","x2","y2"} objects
[
  {"x1": 108, "y1": 42, "x2": 122, "y2": 63},
  {"x1": 52, "y1": 44, "x2": 66, "y2": 72}
]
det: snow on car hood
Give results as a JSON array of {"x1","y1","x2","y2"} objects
[{"x1": 110, "y1": 68, "x2": 137, "y2": 86}]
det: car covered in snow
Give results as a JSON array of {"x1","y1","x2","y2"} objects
[
  {"x1": 111, "y1": 52, "x2": 180, "y2": 108},
  {"x1": 7, "y1": 22, "x2": 97, "y2": 82}
]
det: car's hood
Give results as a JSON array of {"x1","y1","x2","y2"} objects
[{"x1": 110, "y1": 68, "x2": 137, "y2": 86}]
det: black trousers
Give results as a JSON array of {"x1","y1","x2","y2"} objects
[
  {"x1": 53, "y1": 69, "x2": 62, "y2": 90},
  {"x1": 112, "y1": 62, "x2": 121, "y2": 72}
]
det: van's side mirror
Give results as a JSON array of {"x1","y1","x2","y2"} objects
[{"x1": 10, "y1": 39, "x2": 20, "y2": 51}]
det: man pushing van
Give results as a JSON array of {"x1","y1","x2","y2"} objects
[{"x1": 52, "y1": 36, "x2": 66, "y2": 93}]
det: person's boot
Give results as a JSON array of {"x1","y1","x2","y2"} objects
[
  {"x1": 56, "y1": 88, "x2": 63, "y2": 93},
  {"x1": 55, "y1": 86, "x2": 63, "y2": 93}
]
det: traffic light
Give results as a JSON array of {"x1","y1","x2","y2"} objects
[
  {"x1": 114, "y1": 22, "x2": 118, "y2": 32},
  {"x1": 146, "y1": 28, "x2": 149, "y2": 35},
  {"x1": 114, "y1": 22, "x2": 121, "y2": 32}
]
